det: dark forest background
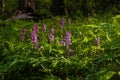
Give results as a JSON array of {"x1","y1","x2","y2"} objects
[{"x1": 0, "y1": 0, "x2": 120, "y2": 19}]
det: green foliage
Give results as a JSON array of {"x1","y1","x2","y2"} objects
[
  {"x1": 5, "y1": 0, "x2": 18, "y2": 15},
  {"x1": 35, "y1": 0, "x2": 52, "y2": 17},
  {"x1": 0, "y1": 15, "x2": 120, "y2": 80}
]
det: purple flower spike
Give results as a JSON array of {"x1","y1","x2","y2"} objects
[
  {"x1": 31, "y1": 31, "x2": 37, "y2": 43},
  {"x1": 50, "y1": 28, "x2": 54, "y2": 34},
  {"x1": 95, "y1": 37, "x2": 100, "y2": 46},
  {"x1": 60, "y1": 17, "x2": 64, "y2": 31},
  {"x1": 21, "y1": 27, "x2": 26, "y2": 41},
  {"x1": 42, "y1": 24, "x2": 46, "y2": 32},
  {"x1": 33, "y1": 23, "x2": 38, "y2": 33},
  {"x1": 31, "y1": 31, "x2": 38, "y2": 49},
  {"x1": 60, "y1": 38, "x2": 65, "y2": 46},
  {"x1": 49, "y1": 28, "x2": 55, "y2": 43},
  {"x1": 65, "y1": 31, "x2": 71, "y2": 49},
  {"x1": 49, "y1": 33, "x2": 54, "y2": 43}
]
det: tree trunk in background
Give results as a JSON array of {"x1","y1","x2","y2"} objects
[
  {"x1": 64, "y1": 0, "x2": 68, "y2": 16},
  {"x1": 18, "y1": 0, "x2": 26, "y2": 11},
  {"x1": 2, "y1": 0, "x2": 5, "y2": 15},
  {"x1": 18, "y1": 0, "x2": 35, "y2": 13},
  {"x1": 51, "y1": 0, "x2": 65, "y2": 15}
]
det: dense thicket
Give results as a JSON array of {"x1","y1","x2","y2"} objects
[{"x1": 0, "y1": 0, "x2": 120, "y2": 17}]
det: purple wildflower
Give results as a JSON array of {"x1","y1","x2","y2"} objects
[
  {"x1": 21, "y1": 27, "x2": 26, "y2": 41},
  {"x1": 68, "y1": 18, "x2": 71, "y2": 24},
  {"x1": 31, "y1": 31, "x2": 38, "y2": 49},
  {"x1": 50, "y1": 28, "x2": 54, "y2": 34},
  {"x1": 42, "y1": 24, "x2": 46, "y2": 32},
  {"x1": 49, "y1": 33, "x2": 54, "y2": 43},
  {"x1": 65, "y1": 31, "x2": 71, "y2": 49},
  {"x1": 33, "y1": 23, "x2": 38, "y2": 33},
  {"x1": 60, "y1": 17, "x2": 64, "y2": 31},
  {"x1": 95, "y1": 37, "x2": 100, "y2": 46},
  {"x1": 60, "y1": 38, "x2": 65, "y2": 46},
  {"x1": 49, "y1": 28, "x2": 55, "y2": 43}
]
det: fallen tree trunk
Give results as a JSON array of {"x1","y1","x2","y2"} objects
[
  {"x1": 5, "y1": 13, "x2": 38, "y2": 22},
  {"x1": 5, "y1": 0, "x2": 37, "y2": 22}
]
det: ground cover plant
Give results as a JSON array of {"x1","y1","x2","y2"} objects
[{"x1": 0, "y1": 15, "x2": 120, "y2": 80}]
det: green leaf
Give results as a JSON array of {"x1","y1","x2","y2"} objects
[
  {"x1": 106, "y1": 33, "x2": 112, "y2": 42},
  {"x1": 118, "y1": 72, "x2": 120, "y2": 76},
  {"x1": 82, "y1": 37, "x2": 88, "y2": 43},
  {"x1": 51, "y1": 60, "x2": 58, "y2": 67},
  {"x1": 86, "y1": 70, "x2": 116, "y2": 80},
  {"x1": 98, "y1": 71, "x2": 116, "y2": 80}
]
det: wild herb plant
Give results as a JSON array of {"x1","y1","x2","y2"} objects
[{"x1": 0, "y1": 15, "x2": 120, "y2": 80}]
